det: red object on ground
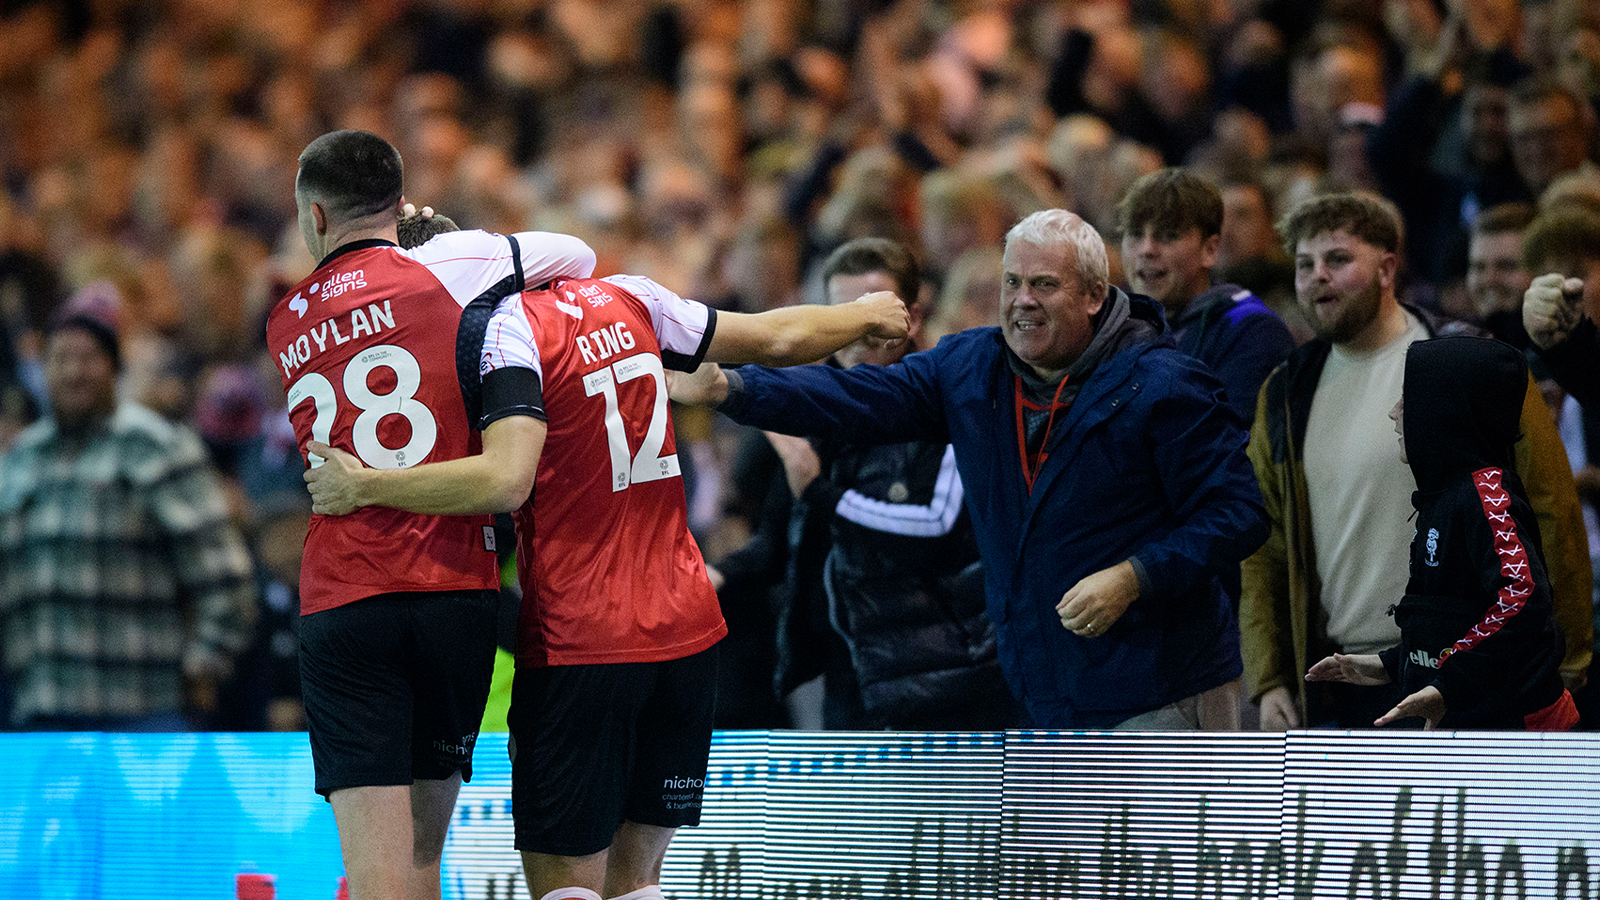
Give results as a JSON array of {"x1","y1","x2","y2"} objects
[{"x1": 235, "y1": 873, "x2": 276, "y2": 900}]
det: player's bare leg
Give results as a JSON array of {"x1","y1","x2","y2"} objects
[
  {"x1": 522, "y1": 848, "x2": 608, "y2": 900},
  {"x1": 407, "y1": 774, "x2": 463, "y2": 900},
  {"x1": 601, "y1": 822, "x2": 676, "y2": 898},
  {"x1": 330, "y1": 785, "x2": 413, "y2": 900}
]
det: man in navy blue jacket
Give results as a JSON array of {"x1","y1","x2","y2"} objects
[{"x1": 672, "y1": 209, "x2": 1268, "y2": 729}]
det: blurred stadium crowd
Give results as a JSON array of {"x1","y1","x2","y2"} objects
[{"x1": 1, "y1": 0, "x2": 1597, "y2": 731}]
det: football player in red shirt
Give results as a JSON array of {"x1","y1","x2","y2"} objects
[
  {"x1": 305, "y1": 271, "x2": 907, "y2": 900},
  {"x1": 269, "y1": 130, "x2": 596, "y2": 900}
]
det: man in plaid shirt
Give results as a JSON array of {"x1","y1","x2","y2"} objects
[{"x1": 0, "y1": 311, "x2": 255, "y2": 729}]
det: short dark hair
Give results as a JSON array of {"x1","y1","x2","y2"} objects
[
  {"x1": 296, "y1": 130, "x2": 403, "y2": 224},
  {"x1": 1278, "y1": 191, "x2": 1402, "y2": 256},
  {"x1": 1471, "y1": 202, "x2": 1536, "y2": 239},
  {"x1": 1522, "y1": 204, "x2": 1600, "y2": 271},
  {"x1": 820, "y1": 237, "x2": 920, "y2": 302},
  {"x1": 397, "y1": 210, "x2": 460, "y2": 249},
  {"x1": 1115, "y1": 168, "x2": 1224, "y2": 240}
]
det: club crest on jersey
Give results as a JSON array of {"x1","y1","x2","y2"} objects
[{"x1": 1424, "y1": 528, "x2": 1440, "y2": 567}]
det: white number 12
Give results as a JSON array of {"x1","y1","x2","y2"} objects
[{"x1": 583, "y1": 352, "x2": 680, "y2": 492}]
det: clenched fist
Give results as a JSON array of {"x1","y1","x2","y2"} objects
[
  {"x1": 854, "y1": 290, "x2": 911, "y2": 342},
  {"x1": 1523, "y1": 273, "x2": 1586, "y2": 350}
]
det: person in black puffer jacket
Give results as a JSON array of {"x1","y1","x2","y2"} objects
[
  {"x1": 763, "y1": 237, "x2": 1025, "y2": 730},
  {"x1": 1307, "y1": 337, "x2": 1578, "y2": 730}
]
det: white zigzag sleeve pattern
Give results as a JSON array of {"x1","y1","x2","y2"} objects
[{"x1": 1448, "y1": 467, "x2": 1536, "y2": 660}]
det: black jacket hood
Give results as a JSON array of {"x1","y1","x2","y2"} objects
[{"x1": 1402, "y1": 337, "x2": 1527, "y2": 493}]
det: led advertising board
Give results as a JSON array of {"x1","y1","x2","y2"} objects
[{"x1": 1, "y1": 731, "x2": 1594, "y2": 898}]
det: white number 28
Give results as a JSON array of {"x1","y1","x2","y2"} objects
[{"x1": 285, "y1": 344, "x2": 439, "y2": 469}]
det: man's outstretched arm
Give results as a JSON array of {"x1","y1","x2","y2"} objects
[{"x1": 706, "y1": 290, "x2": 908, "y2": 366}]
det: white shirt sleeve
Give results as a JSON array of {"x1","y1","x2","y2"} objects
[
  {"x1": 511, "y1": 230, "x2": 597, "y2": 286},
  {"x1": 601, "y1": 274, "x2": 712, "y2": 358},
  {"x1": 481, "y1": 297, "x2": 542, "y2": 384},
  {"x1": 406, "y1": 230, "x2": 596, "y2": 306},
  {"x1": 834, "y1": 445, "x2": 966, "y2": 537}
]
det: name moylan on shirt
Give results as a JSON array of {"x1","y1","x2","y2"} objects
[{"x1": 276, "y1": 293, "x2": 397, "y2": 379}]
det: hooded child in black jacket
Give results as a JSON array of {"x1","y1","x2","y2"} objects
[{"x1": 1306, "y1": 337, "x2": 1578, "y2": 730}]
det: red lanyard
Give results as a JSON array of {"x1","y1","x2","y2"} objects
[{"x1": 1013, "y1": 373, "x2": 1072, "y2": 493}]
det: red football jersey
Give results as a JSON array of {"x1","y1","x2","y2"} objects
[
  {"x1": 496, "y1": 275, "x2": 725, "y2": 665},
  {"x1": 267, "y1": 231, "x2": 595, "y2": 614}
]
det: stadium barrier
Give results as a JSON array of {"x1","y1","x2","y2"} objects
[{"x1": 1, "y1": 731, "x2": 1595, "y2": 898}]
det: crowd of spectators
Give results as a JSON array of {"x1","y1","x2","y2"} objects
[{"x1": 2, "y1": 0, "x2": 1599, "y2": 731}]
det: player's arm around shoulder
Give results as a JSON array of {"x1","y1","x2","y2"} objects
[
  {"x1": 512, "y1": 230, "x2": 596, "y2": 283},
  {"x1": 707, "y1": 290, "x2": 909, "y2": 366},
  {"x1": 305, "y1": 415, "x2": 546, "y2": 516}
]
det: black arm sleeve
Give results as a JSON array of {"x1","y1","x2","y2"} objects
[{"x1": 479, "y1": 366, "x2": 546, "y2": 429}]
